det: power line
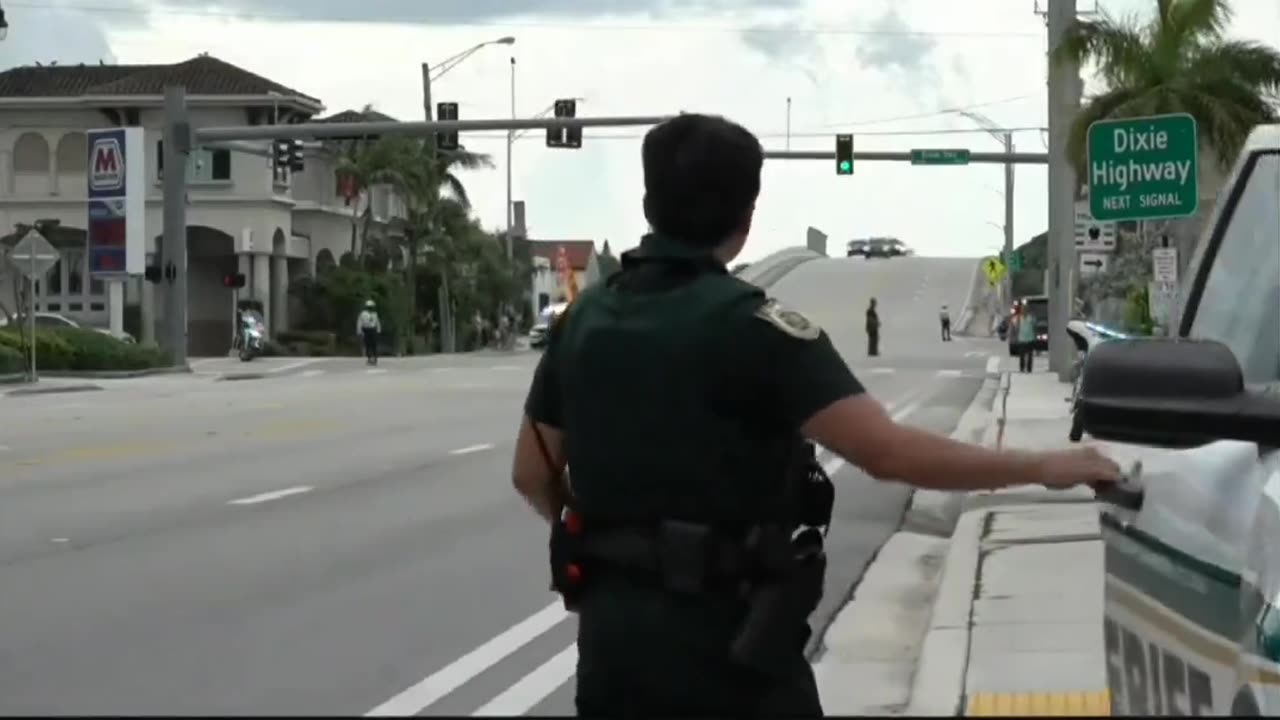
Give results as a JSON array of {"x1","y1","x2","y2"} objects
[
  {"x1": 818, "y1": 94, "x2": 1039, "y2": 129},
  {"x1": 11, "y1": 1, "x2": 1044, "y2": 39}
]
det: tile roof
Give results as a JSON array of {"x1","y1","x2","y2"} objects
[
  {"x1": 319, "y1": 108, "x2": 398, "y2": 124},
  {"x1": 528, "y1": 240, "x2": 597, "y2": 271},
  {"x1": 0, "y1": 55, "x2": 319, "y2": 102}
]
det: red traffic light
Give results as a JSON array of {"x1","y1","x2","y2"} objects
[{"x1": 222, "y1": 273, "x2": 246, "y2": 289}]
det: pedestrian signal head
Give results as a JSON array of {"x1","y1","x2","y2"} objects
[{"x1": 222, "y1": 272, "x2": 246, "y2": 289}]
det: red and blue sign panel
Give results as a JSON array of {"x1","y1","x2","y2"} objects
[{"x1": 87, "y1": 128, "x2": 131, "y2": 277}]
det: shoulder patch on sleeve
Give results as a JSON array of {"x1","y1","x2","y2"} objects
[{"x1": 754, "y1": 299, "x2": 821, "y2": 340}]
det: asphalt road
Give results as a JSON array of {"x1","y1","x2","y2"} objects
[{"x1": 0, "y1": 254, "x2": 1001, "y2": 715}]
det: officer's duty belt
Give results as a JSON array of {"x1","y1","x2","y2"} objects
[{"x1": 576, "y1": 520, "x2": 760, "y2": 594}]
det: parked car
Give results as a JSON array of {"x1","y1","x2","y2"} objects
[
  {"x1": 1077, "y1": 123, "x2": 1280, "y2": 716},
  {"x1": 528, "y1": 302, "x2": 570, "y2": 349},
  {"x1": 846, "y1": 240, "x2": 869, "y2": 257},
  {"x1": 0, "y1": 311, "x2": 135, "y2": 343}
]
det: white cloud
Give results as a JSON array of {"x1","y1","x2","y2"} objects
[{"x1": 7, "y1": 0, "x2": 1278, "y2": 263}]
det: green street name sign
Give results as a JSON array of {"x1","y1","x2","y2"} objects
[
  {"x1": 1086, "y1": 113, "x2": 1199, "y2": 222},
  {"x1": 911, "y1": 148, "x2": 970, "y2": 165}
]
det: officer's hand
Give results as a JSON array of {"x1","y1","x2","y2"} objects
[{"x1": 1035, "y1": 446, "x2": 1122, "y2": 489}]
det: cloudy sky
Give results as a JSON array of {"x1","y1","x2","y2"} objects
[{"x1": 2, "y1": 0, "x2": 1277, "y2": 262}]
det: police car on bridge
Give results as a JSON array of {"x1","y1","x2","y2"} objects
[{"x1": 1075, "y1": 122, "x2": 1280, "y2": 716}]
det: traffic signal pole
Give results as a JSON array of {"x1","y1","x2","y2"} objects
[
  {"x1": 763, "y1": 149, "x2": 1049, "y2": 164},
  {"x1": 159, "y1": 83, "x2": 673, "y2": 361}
]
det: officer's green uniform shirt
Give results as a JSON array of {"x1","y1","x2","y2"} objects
[{"x1": 522, "y1": 233, "x2": 865, "y2": 714}]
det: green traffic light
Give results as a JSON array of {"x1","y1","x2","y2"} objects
[{"x1": 838, "y1": 160, "x2": 852, "y2": 174}]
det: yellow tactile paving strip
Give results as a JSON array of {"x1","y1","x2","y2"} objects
[{"x1": 966, "y1": 690, "x2": 1111, "y2": 716}]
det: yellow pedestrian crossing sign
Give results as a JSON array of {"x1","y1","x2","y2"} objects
[{"x1": 982, "y1": 257, "x2": 1006, "y2": 286}]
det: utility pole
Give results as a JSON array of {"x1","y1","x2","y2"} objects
[
  {"x1": 506, "y1": 56, "x2": 516, "y2": 260},
  {"x1": 1003, "y1": 131, "x2": 1015, "y2": 310},
  {"x1": 162, "y1": 86, "x2": 190, "y2": 366},
  {"x1": 1046, "y1": 0, "x2": 1081, "y2": 380},
  {"x1": 421, "y1": 62, "x2": 454, "y2": 354}
]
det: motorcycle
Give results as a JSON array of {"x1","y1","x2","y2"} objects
[
  {"x1": 1065, "y1": 320, "x2": 1129, "y2": 442},
  {"x1": 235, "y1": 309, "x2": 266, "y2": 362}
]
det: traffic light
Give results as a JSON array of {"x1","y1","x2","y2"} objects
[
  {"x1": 144, "y1": 247, "x2": 162, "y2": 284},
  {"x1": 835, "y1": 134, "x2": 854, "y2": 175},
  {"x1": 436, "y1": 102, "x2": 459, "y2": 151},
  {"x1": 547, "y1": 99, "x2": 580, "y2": 149},
  {"x1": 272, "y1": 139, "x2": 290, "y2": 169},
  {"x1": 272, "y1": 139, "x2": 304, "y2": 172},
  {"x1": 222, "y1": 273, "x2": 246, "y2": 289},
  {"x1": 287, "y1": 139, "x2": 304, "y2": 172}
]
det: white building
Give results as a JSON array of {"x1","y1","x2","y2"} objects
[
  {"x1": 0, "y1": 54, "x2": 406, "y2": 355},
  {"x1": 525, "y1": 239, "x2": 601, "y2": 317}
]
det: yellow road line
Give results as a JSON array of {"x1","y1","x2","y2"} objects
[
  {"x1": 4, "y1": 418, "x2": 342, "y2": 467},
  {"x1": 966, "y1": 690, "x2": 1111, "y2": 716}
]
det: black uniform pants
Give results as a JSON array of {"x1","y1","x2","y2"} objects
[
  {"x1": 867, "y1": 329, "x2": 879, "y2": 356},
  {"x1": 573, "y1": 582, "x2": 824, "y2": 718},
  {"x1": 941, "y1": 318, "x2": 951, "y2": 341},
  {"x1": 361, "y1": 327, "x2": 378, "y2": 361}
]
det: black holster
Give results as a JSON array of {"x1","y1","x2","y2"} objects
[{"x1": 729, "y1": 526, "x2": 826, "y2": 678}]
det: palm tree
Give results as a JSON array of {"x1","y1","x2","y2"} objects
[
  {"x1": 1056, "y1": 0, "x2": 1280, "y2": 302},
  {"x1": 1056, "y1": 0, "x2": 1280, "y2": 183},
  {"x1": 326, "y1": 105, "x2": 407, "y2": 259},
  {"x1": 377, "y1": 138, "x2": 494, "y2": 352}
]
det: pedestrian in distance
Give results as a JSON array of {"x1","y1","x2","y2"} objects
[
  {"x1": 509, "y1": 112, "x2": 1123, "y2": 718},
  {"x1": 1017, "y1": 308, "x2": 1037, "y2": 373},
  {"x1": 939, "y1": 304, "x2": 952, "y2": 342},
  {"x1": 866, "y1": 297, "x2": 880, "y2": 356},
  {"x1": 356, "y1": 299, "x2": 381, "y2": 366}
]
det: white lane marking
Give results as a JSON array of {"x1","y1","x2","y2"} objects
[
  {"x1": 227, "y1": 485, "x2": 313, "y2": 505},
  {"x1": 937, "y1": 369, "x2": 963, "y2": 378},
  {"x1": 300, "y1": 369, "x2": 325, "y2": 379},
  {"x1": 50, "y1": 537, "x2": 69, "y2": 543},
  {"x1": 268, "y1": 359, "x2": 322, "y2": 374},
  {"x1": 821, "y1": 390, "x2": 929, "y2": 477},
  {"x1": 985, "y1": 355, "x2": 1000, "y2": 374},
  {"x1": 365, "y1": 601, "x2": 569, "y2": 716},
  {"x1": 868, "y1": 367, "x2": 896, "y2": 375},
  {"x1": 965, "y1": 351, "x2": 987, "y2": 358},
  {"x1": 470, "y1": 643, "x2": 579, "y2": 716},
  {"x1": 450, "y1": 443, "x2": 494, "y2": 456},
  {"x1": 366, "y1": 368, "x2": 388, "y2": 375}
]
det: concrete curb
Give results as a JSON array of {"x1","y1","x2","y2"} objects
[
  {"x1": 0, "y1": 373, "x2": 25, "y2": 385},
  {"x1": 5, "y1": 383, "x2": 105, "y2": 397},
  {"x1": 904, "y1": 507, "x2": 988, "y2": 716},
  {"x1": 215, "y1": 372, "x2": 268, "y2": 382},
  {"x1": 39, "y1": 365, "x2": 193, "y2": 379}
]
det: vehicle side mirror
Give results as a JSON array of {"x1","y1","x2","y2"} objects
[{"x1": 1079, "y1": 338, "x2": 1280, "y2": 448}]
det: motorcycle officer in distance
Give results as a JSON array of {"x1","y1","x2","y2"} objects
[{"x1": 357, "y1": 300, "x2": 381, "y2": 366}]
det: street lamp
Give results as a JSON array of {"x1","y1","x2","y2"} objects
[{"x1": 429, "y1": 36, "x2": 515, "y2": 83}]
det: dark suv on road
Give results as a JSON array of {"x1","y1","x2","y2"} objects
[{"x1": 866, "y1": 239, "x2": 909, "y2": 258}]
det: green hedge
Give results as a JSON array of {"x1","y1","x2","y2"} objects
[
  {"x1": 0, "y1": 343, "x2": 23, "y2": 374},
  {"x1": 0, "y1": 327, "x2": 171, "y2": 371}
]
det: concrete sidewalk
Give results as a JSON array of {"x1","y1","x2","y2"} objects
[{"x1": 817, "y1": 361, "x2": 1110, "y2": 716}]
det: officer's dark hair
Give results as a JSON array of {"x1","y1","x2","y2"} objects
[{"x1": 641, "y1": 113, "x2": 764, "y2": 248}]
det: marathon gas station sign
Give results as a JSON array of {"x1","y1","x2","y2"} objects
[{"x1": 86, "y1": 127, "x2": 146, "y2": 277}]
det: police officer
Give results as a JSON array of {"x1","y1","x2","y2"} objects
[
  {"x1": 510, "y1": 113, "x2": 1121, "y2": 717},
  {"x1": 866, "y1": 298, "x2": 880, "y2": 356}
]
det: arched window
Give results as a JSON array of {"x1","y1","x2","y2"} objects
[
  {"x1": 13, "y1": 132, "x2": 51, "y2": 173},
  {"x1": 55, "y1": 132, "x2": 87, "y2": 173}
]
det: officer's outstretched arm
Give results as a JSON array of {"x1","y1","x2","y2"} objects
[
  {"x1": 803, "y1": 395, "x2": 1043, "y2": 491},
  {"x1": 750, "y1": 298, "x2": 1118, "y2": 491}
]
